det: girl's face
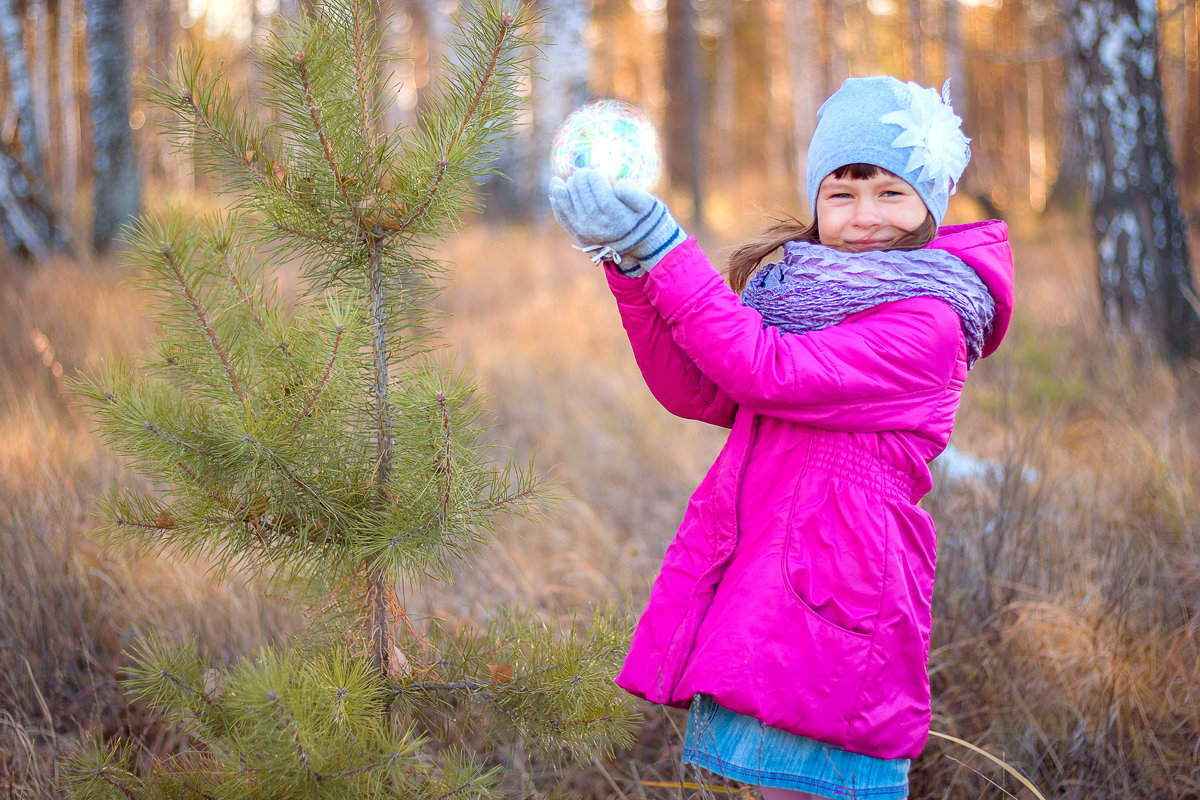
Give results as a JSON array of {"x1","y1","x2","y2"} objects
[{"x1": 815, "y1": 170, "x2": 929, "y2": 252}]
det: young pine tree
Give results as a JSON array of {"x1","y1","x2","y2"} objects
[{"x1": 64, "y1": 2, "x2": 637, "y2": 798}]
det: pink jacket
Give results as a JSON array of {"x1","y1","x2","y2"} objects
[{"x1": 606, "y1": 220, "x2": 1014, "y2": 760}]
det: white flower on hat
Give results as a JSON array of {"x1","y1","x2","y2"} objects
[{"x1": 880, "y1": 79, "x2": 971, "y2": 196}]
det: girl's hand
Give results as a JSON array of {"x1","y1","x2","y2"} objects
[{"x1": 548, "y1": 168, "x2": 686, "y2": 274}]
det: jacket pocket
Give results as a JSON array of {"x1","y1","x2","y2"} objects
[{"x1": 781, "y1": 477, "x2": 890, "y2": 637}]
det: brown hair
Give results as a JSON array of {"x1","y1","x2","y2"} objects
[{"x1": 725, "y1": 163, "x2": 939, "y2": 294}]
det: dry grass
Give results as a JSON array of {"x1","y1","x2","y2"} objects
[{"x1": 2, "y1": 217, "x2": 1199, "y2": 798}]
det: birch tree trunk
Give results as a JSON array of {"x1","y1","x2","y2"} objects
[
  {"x1": 526, "y1": 0, "x2": 589, "y2": 220},
  {"x1": 85, "y1": 0, "x2": 140, "y2": 253},
  {"x1": 1065, "y1": 0, "x2": 1200, "y2": 362},
  {"x1": 485, "y1": 0, "x2": 587, "y2": 222},
  {"x1": 32, "y1": 0, "x2": 51, "y2": 183},
  {"x1": 0, "y1": 140, "x2": 68, "y2": 260}
]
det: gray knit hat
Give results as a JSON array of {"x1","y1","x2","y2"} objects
[{"x1": 805, "y1": 76, "x2": 971, "y2": 225}]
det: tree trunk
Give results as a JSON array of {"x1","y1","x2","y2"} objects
[
  {"x1": 0, "y1": 0, "x2": 44, "y2": 179},
  {"x1": 819, "y1": 0, "x2": 848, "y2": 97},
  {"x1": 531, "y1": 0, "x2": 589, "y2": 219},
  {"x1": 784, "y1": 0, "x2": 819, "y2": 214},
  {"x1": 32, "y1": 0, "x2": 52, "y2": 182},
  {"x1": 664, "y1": 0, "x2": 703, "y2": 228},
  {"x1": 60, "y1": 0, "x2": 79, "y2": 220},
  {"x1": 85, "y1": 0, "x2": 140, "y2": 253},
  {"x1": 905, "y1": 0, "x2": 924, "y2": 84},
  {"x1": 1065, "y1": 0, "x2": 1200, "y2": 362},
  {"x1": 713, "y1": 0, "x2": 736, "y2": 197},
  {"x1": 367, "y1": 236, "x2": 393, "y2": 676},
  {"x1": 0, "y1": 140, "x2": 68, "y2": 260},
  {"x1": 1181, "y1": 0, "x2": 1200, "y2": 220},
  {"x1": 486, "y1": 0, "x2": 589, "y2": 223},
  {"x1": 410, "y1": 0, "x2": 455, "y2": 118}
]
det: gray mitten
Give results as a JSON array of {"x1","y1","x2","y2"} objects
[{"x1": 548, "y1": 168, "x2": 686, "y2": 275}]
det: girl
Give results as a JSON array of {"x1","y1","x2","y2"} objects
[{"x1": 549, "y1": 76, "x2": 1013, "y2": 800}]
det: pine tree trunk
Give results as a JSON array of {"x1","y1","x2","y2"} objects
[
  {"x1": 784, "y1": 0, "x2": 818, "y2": 214},
  {"x1": 713, "y1": 0, "x2": 739, "y2": 198},
  {"x1": 0, "y1": 0, "x2": 44, "y2": 179},
  {"x1": 1065, "y1": 0, "x2": 1200, "y2": 362},
  {"x1": 1182, "y1": 0, "x2": 1200, "y2": 219},
  {"x1": 368, "y1": 236, "x2": 393, "y2": 675},
  {"x1": 60, "y1": 0, "x2": 79, "y2": 220},
  {"x1": 85, "y1": 0, "x2": 140, "y2": 253},
  {"x1": 819, "y1": 0, "x2": 847, "y2": 97},
  {"x1": 942, "y1": 0, "x2": 964, "y2": 110},
  {"x1": 905, "y1": 0, "x2": 924, "y2": 84},
  {"x1": 1025, "y1": 57, "x2": 1047, "y2": 212}
]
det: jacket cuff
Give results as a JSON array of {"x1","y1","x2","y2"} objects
[{"x1": 642, "y1": 237, "x2": 720, "y2": 319}]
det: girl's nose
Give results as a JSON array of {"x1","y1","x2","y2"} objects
[{"x1": 850, "y1": 199, "x2": 884, "y2": 227}]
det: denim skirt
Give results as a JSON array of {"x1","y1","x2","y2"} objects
[{"x1": 682, "y1": 695, "x2": 910, "y2": 798}]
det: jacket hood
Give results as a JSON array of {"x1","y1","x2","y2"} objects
[{"x1": 928, "y1": 220, "x2": 1014, "y2": 359}]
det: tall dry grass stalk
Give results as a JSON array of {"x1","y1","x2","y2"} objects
[{"x1": 2, "y1": 217, "x2": 1199, "y2": 798}]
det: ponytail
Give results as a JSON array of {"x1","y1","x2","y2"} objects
[{"x1": 725, "y1": 216, "x2": 820, "y2": 294}]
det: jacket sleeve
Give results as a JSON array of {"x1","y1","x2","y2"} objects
[
  {"x1": 605, "y1": 260, "x2": 738, "y2": 428},
  {"x1": 642, "y1": 239, "x2": 964, "y2": 432}
]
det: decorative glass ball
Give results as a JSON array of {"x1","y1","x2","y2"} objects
[{"x1": 550, "y1": 99, "x2": 662, "y2": 188}]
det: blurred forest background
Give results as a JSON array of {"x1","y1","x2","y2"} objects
[{"x1": 2, "y1": 0, "x2": 1200, "y2": 798}]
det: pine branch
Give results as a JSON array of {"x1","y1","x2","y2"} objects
[
  {"x1": 112, "y1": 514, "x2": 178, "y2": 533},
  {"x1": 214, "y1": 232, "x2": 276, "y2": 349},
  {"x1": 241, "y1": 434, "x2": 342, "y2": 516},
  {"x1": 158, "y1": 668, "x2": 222, "y2": 714},
  {"x1": 436, "y1": 391, "x2": 453, "y2": 520},
  {"x1": 271, "y1": 220, "x2": 355, "y2": 246},
  {"x1": 266, "y1": 691, "x2": 320, "y2": 790},
  {"x1": 325, "y1": 751, "x2": 405, "y2": 781},
  {"x1": 284, "y1": 323, "x2": 345, "y2": 437},
  {"x1": 395, "y1": 680, "x2": 491, "y2": 695},
  {"x1": 390, "y1": 12, "x2": 514, "y2": 235},
  {"x1": 351, "y1": 0, "x2": 376, "y2": 151},
  {"x1": 434, "y1": 779, "x2": 479, "y2": 800},
  {"x1": 381, "y1": 487, "x2": 538, "y2": 557},
  {"x1": 292, "y1": 51, "x2": 363, "y2": 226},
  {"x1": 156, "y1": 241, "x2": 248, "y2": 405},
  {"x1": 143, "y1": 420, "x2": 203, "y2": 454},
  {"x1": 174, "y1": 79, "x2": 285, "y2": 198},
  {"x1": 94, "y1": 770, "x2": 141, "y2": 800}
]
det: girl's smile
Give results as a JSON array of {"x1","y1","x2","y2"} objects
[{"x1": 816, "y1": 172, "x2": 930, "y2": 252}]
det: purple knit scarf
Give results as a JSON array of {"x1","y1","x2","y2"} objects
[{"x1": 740, "y1": 240, "x2": 996, "y2": 367}]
